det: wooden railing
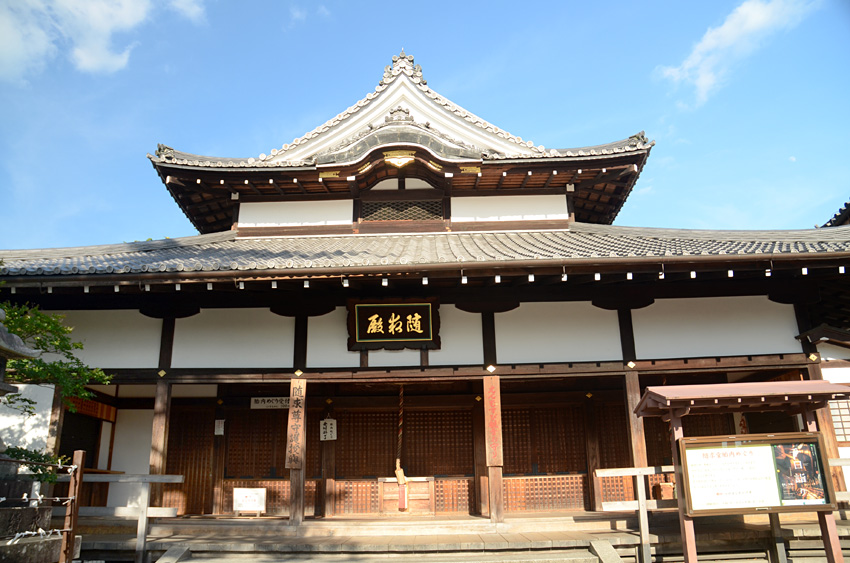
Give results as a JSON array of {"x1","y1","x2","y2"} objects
[{"x1": 56, "y1": 472, "x2": 184, "y2": 563}]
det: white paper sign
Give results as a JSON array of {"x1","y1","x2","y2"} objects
[
  {"x1": 233, "y1": 487, "x2": 266, "y2": 514},
  {"x1": 251, "y1": 397, "x2": 289, "y2": 409},
  {"x1": 320, "y1": 418, "x2": 337, "y2": 441},
  {"x1": 214, "y1": 419, "x2": 225, "y2": 436},
  {"x1": 685, "y1": 444, "x2": 780, "y2": 511}
]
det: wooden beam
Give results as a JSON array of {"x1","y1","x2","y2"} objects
[
  {"x1": 473, "y1": 172, "x2": 482, "y2": 190},
  {"x1": 243, "y1": 179, "x2": 262, "y2": 195},
  {"x1": 519, "y1": 171, "x2": 532, "y2": 190},
  {"x1": 542, "y1": 170, "x2": 558, "y2": 189},
  {"x1": 497, "y1": 171, "x2": 506, "y2": 190},
  {"x1": 473, "y1": 396, "x2": 488, "y2": 516},
  {"x1": 625, "y1": 372, "x2": 648, "y2": 467},
  {"x1": 670, "y1": 412, "x2": 699, "y2": 563},
  {"x1": 268, "y1": 179, "x2": 284, "y2": 195},
  {"x1": 293, "y1": 178, "x2": 306, "y2": 193}
]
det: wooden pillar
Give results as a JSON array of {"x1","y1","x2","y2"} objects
[
  {"x1": 670, "y1": 412, "x2": 698, "y2": 563},
  {"x1": 804, "y1": 362, "x2": 847, "y2": 492},
  {"x1": 285, "y1": 378, "x2": 307, "y2": 526},
  {"x1": 472, "y1": 394, "x2": 489, "y2": 516},
  {"x1": 149, "y1": 378, "x2": 172, "y2": 506},
  {"x1": 483, "y1": 375, "x2": 504, "y2": 523},
  {"x1": 211, "y1": 402, "x2": 226, "y2": 514},
  {"x1": 625, "y1": 372, "x2": 648, "y2": 468},
  {"x1": 584, "y1": 399, "x2": 603, "y2": 511}
]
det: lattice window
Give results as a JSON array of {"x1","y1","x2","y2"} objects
[
  {"x1": 405, "y1": 410, "x2": 473, "y2": 476},
  {"x1": 829, "y1": 400, "x2": 850, "y2": 444},
  {"x1": 335, "y1": 410, "x2": 396, "y2": 478},
  {"x1": 362, "y1": 200, "x2": 442, "y2": 221}
]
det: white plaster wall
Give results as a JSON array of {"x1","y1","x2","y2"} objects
[
  {"x1": 632, "y1": 297, "x2": 802, "y2": 360},
  {"x1": 97, "y1": 422, "x2": 112, "y2": 470},
  {"x1": 495, "y1": 302, "x2": 622, "y2": 364},
  {"x1": 172, "y1": 309, "x2": 295, "y2": 368},
  {"x1": 50, "y1": 310, "x2": 162, "y2": 369},
  {"x1": 238, "y1": 200, "x2": 352, "y2": 227},
  {"x1": 306, "y1": 307, "x2": 360, "y2": 368},
  {"x1": 429, "y1": 306, "x2": 483, "y2": 366},
  {"x1": 107, "y1": 409, "x2": 153, "y2": 507},
  {"x1": 823, "y1": 366, "x2": 850, "y2": 384},
  {"x1": 452, "y1": 195, "x2": 568, "y2": 223},
  {"x1": 369, "y1": 348, "x2": 422, "y2": 367},
  {"x1": 820, "y1": 344, "x2": 850, "y2": 362},
  {"x1": 0, "y1": 384, "x2": 55, "y2": 452}
]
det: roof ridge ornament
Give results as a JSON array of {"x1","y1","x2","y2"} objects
[{"x1": 382, "y1": 50, "x2": 425, "y2": 86}]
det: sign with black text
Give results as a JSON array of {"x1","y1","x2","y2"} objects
[{"x1": 679, "y1": 432, "x2": 835, "y2": 516}]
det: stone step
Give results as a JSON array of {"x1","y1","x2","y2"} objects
[{"x1": 154, "y1": 548, "x2": 601, "y2": 563}]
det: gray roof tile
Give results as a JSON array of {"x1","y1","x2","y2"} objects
[{"x1": 2, "y1": 223, "x2": 850, "y2": 278}]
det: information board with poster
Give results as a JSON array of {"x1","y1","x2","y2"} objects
[{"x1": 678, "y1": 432, "x2": 835, "y2": 516}]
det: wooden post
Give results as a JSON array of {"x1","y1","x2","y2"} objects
[
  {"x1": 769, "y1": 513, "x2": 789, "y2": 563},
  {"x1": 669, "y1": 412, "x2": 699, "y2": 563},
  {"x1": 584, "y1": 399, "x2": 603, "y2": 511},
  {"x1": 211, "y1": 402, "x2": 226, "y2": 514},
  {"x1": 135, "y1": 482, "x2": 152, "y2": 563},
  {"x1": 483, "y1": 375, "x2": 504, "y2": 523},
  {"x1": 624, "y1": 372, "x2": 648, "y2": 468},
  {"x1": 473, "y1": 394, "x2": 489, "y2": 516},
  {"x1": 60, "y1": 450, "x2": 85, "y2": 563},
  {"x1": 149, "y1": 379, "x2": 172, "y2": 507},
  {"x1": 802, "y1": 407, "x2": 845, "y2": 563},
  {"x1": 285, "y1": 378, "x2": 307, "y2": 526}
]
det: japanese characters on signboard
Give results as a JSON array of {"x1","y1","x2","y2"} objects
[
  {"x1": 678, "y1": 432, "x2": 835, "y2": 516},
  {"x1": 347, "y1": 299, "x2": 440, "y2": 350},
  {"x1": 285, "y1": 379, "x2": 306, "y2": 469},
  {"x1": 320, "y1": 418, "x2": 337, "y2": 441}
]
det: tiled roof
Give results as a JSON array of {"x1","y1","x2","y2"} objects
[
  {"x1": 2, "y1": 223, "x2": 850, "y2": 278},
  {"x1": 824, "y1": 200, "x2": 850, "y2": 227},
  {"x1": 147, "y1": 52, "x2": 654, "y2": 169}
]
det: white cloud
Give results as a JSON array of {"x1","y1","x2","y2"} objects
[
  {"x1": 317, "y1": 5, "x2": 331, "y2": 17},
  {"x1": 789, "y1": 156, "x2": 797, "y2": 162},
  {"x1": 0, "y1": 0, "x2": 206, "y2": 83},
  {"x1": 169, "y1": 0, "x2": 205, "y2": 23},
  {"x1": 658, "y1": 0, "x2": 818, "y2": 106},
  {"x1": 290, "y1": 6, "x2": 307, "y2": 23}
]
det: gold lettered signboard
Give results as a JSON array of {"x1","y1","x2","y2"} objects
[{"x1": 347, "y1": 299, "x2": 440, "y2": 351}]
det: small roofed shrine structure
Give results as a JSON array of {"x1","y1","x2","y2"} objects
[
  {"x1": 636, "y1": 381, "x2": 850, "y2": 563},
  {"x1": 2, "y1": 52, "x2": 850, "y2": 530}
]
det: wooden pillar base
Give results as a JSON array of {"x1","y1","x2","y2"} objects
[{"x1": 487, "y1": 466, "x2": 503, "y2": 523}]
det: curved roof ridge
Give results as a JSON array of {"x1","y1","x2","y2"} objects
[{"x1": 262, "y1": 51, "x2": 555, "y2": 163}]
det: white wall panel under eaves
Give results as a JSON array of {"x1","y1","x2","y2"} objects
[
  {"x1": 632, "y1": 296, "x2": 802, "y2": 360},
  {"x1": 54, "y1": 310, "x2": 162, "y2": 368},
  {"x1": 307, "y1": 307, "x2": 361, "y2": 368},
  {"x1": 429, "y1": 306, "x2": 483, "y2": 366},
  {"x1": 495, "y1": 302, "x2": 622, "y2": 364},
  {"x1": 172, "y1": 308, "x2": 295, "y2": 368}
]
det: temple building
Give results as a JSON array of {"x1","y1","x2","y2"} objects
[{"x1": 2, "y1": 51, "x2": 850, "y2": 523}]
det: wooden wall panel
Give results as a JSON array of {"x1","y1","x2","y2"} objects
[
  {"x1": 405, "y1": 410, "x2": 473, "y2": 476},
  {"x1": 503, "y1": 475, "x2": 587, "y2": 511},
  {"x1": 502, "y1": 409, "x2": 531, "y2": 474},
  {"x1": 535, "y1": 405, "x2": 586, "y2": 473},
  {"x1": 335, "y1": 411, "x2": 396, "y2": 478},
  {"x1": 163, "y1": 406, "x2": 215, "y2": 515},
  {"x1": 435, "y1": 478, "x2": 473, "y2": 512}
]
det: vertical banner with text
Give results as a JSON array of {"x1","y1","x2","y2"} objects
[
  {"x1": 285, "y1": 378, "x2": 307, "y2": 469},
  {"x1": 483, "y1": 375, "x2": 503, "y2": 467}
]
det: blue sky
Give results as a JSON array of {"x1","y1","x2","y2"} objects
[{"x1": 1, "y1": 0, "x2": 848, "y2": 249}]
